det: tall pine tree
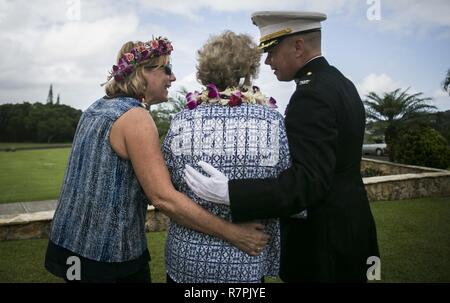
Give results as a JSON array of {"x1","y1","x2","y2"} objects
[{"x1": 47, "y1": 84, "x2": 53, "y2": 104}]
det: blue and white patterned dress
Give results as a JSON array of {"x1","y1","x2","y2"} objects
[{"x1": 162, "y1": 103, "x2": 291, "y2": 283}]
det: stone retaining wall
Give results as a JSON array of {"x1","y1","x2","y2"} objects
[
  {"x1": 361, "y1": 158, "x2": 448, "y2": 175},
  {"x1": 364, "y1": 172, "x2": 450, "y2": 202},
  {"x1": 0, "y1": 207, "x2": 169, "y2": 241},
  {"x1": 362, "y1": 158, "x2": 450, "y2": 201},
  {"x1": 1, "y1": 159, "x2": 449, "y2": 241}
]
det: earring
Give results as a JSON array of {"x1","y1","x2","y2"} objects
[{"x1": 141, "y1": 86, "x2": 147, "y2": 103}]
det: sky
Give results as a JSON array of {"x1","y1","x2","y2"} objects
[{"x1": 0, "y1": 0, "x2": 449, "y2": 115}]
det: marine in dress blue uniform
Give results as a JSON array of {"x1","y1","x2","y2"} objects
[{"x1": 227, "y1": 11, "x2": 380, "y2": 282}]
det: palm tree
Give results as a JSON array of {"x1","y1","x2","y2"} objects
[
  {"x1": 364, "y1": 87, "x2": 437, "y2": 160},
  {"x1": 443, "y1": 68, "x2": 450, "y2": 96}
]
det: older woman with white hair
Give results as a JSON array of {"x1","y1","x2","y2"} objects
[{"x1": 162, "y1": 31, "x2": 291, "y2": 283}]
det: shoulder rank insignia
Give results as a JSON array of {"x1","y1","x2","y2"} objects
[{"x1": 297, "y1": 79, "x2": 311, "y2": 85}]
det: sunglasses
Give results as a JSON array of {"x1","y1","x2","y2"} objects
[{"x1": 146, "y1": 63, "x2": 173, "y2": 76}]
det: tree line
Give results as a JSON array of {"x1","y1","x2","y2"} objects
[
  {"x1": 1, "y1": 86, "x2": 448, "y2": 167},
  {"x1": 0, "y1": 93, "x2": 186, "y2": 144},
  {"x1": 0, "y1": 102, "x2": 82, "y2": 143}
]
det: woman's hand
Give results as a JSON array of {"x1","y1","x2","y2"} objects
[{"x1": 229, "y1": 222, "x2": 270, "y2": 256}]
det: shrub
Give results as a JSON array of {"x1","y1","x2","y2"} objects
[{"x1": 394, "y1": 126, "x2": 450, "y2": 169}]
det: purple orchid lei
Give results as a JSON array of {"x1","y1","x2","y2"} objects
[
  {"x1": 186, "y1": 84, "x2": 277, "y2": 110},
  {"x1": 102, "y1": 36, "x2": 173, "y2": 85}
]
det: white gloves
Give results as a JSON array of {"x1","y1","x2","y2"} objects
[{"x1": 184, "y1": 161, "x2": 230, "y2": 205}]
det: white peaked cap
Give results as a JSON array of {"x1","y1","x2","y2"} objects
[{"x1": 251, "y1": 11, "x2": 327, "y2": 51}]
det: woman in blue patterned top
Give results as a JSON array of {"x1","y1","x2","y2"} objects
[
  {"x1": 162, "y1": 31, "x2": 291, "y2": 283},
  {"x1": 44, "y1": 36, "x2": 269, "y2": 283}
]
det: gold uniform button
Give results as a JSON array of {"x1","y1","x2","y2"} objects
[{"x1": 307, "y1": 72, "x2": 312, "y2": 76}]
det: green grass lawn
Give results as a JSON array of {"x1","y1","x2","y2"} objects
[
  {"x1": 0, "y1": 230, "x2": 280, "y2": 283},
  {"x1": 0, "y1": 197, "x2": 448, "y2": 283},
  {"x1": 4, "y1": 148, "x2": 445, "y2": 206},
  {"x1": 0, "y1": 143, "x2": 70, "y2": 149},
  {"x1": 370, "y1": 196, "x2": 450, "y2": 282},
  {"x1": 0, "y1": 232, "x2": 166, "y2": 283},
  {"x1": 0, "y1": 148, "x2": 70, "y2": 204},
  {"x1": 1, "y1": 146, "x2": 449, "y2": 282}
]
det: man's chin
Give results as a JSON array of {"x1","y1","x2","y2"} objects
[{"x1": 276, "y1": 75, "x2": 292, "y2": 82}]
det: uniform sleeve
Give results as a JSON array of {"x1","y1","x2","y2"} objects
[{"x1": 229, "y1": 86, "x2": 338, "y2": 222}]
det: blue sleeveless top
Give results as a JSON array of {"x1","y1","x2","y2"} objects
[
  {"x1": 50, "y1": 97, "x2": 149, "y2": 262},
  {"x1": 162, "y1": 104, "x2": 291, "y2": 282}
]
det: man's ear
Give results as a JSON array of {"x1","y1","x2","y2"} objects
[{"x1": 293, "y1": 37, "x2": 305, "y2": 58}]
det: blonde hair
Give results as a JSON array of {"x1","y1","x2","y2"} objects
[
  {"x1": 196, "y1": 31, "x2": 261, "y2": 91},
  {"x1": 105, "y1": 41, "x2": 169, "y2": 99}
]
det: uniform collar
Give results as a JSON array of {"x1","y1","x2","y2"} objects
[{"x1": 294, "y1": 56, "x2": 329, "y2": 82}]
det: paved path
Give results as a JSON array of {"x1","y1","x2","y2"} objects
[
  {"x1": 0, "y1": 200, "x2": 154, "y2": 218},
  {"x1": 0, "y1": 200, "x2": 57, "y2": 216}
]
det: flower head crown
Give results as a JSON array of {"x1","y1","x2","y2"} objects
[
  {"x1": 103, "y1": 36, "x2": 173, "y2": 85},
  {"x1": 185, "y1": 84, "x2": 277, "y2": 110}
]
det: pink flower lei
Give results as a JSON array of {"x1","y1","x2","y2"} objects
[
  {"x1": 101, "y1": 36, "x2": 174, "y2": 85},
  {"x1": 185, "y1": 84, "x2": 277, "y2": 110}
]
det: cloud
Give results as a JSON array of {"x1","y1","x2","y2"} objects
[
  {"x1": 433, "y1": 88, "x2": 448, "y2": 99},
  {"x1": 173, "y1": 72, "x2": 200, "y2": 93},
  {"x1": 0, "y1": 14, "x2": 141, "y2": 88},
  {"x1": 0, "y1": 0, "x2": 448, "y2": 112},
  {"x1": 39, "y1": 17, "x2": 139, "y2": 61},
  {"x1": 386, "y1": 0, "x2": 450, "y2": 27},
  {"x1": 0, "y1": 1, "x2": 172, "y2": 108},
  {"x1": 364, "y1": 0, "x2": 450, "y2": 36},
  {"x1": 431, "y1": 88, "x2": 449, "y2": 111},
  {"x1": 137, "y1": 0, "x2": 360, "y2": 19},
  {"x1": 137, "y1": 0, "x2": 450, "y2": 37},
  {"x1": 356, "y1": 73, "x2": 403, "y2": 98},
  {"x1": 357, "y1": 75, "x2": 450, "y2": 112},
  {"x1": 431, "y1": 88, "x2": 450, "y2": 110}
]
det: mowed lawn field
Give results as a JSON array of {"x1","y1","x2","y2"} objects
[
  {"x1": 0, "y1": 147, "x2": 70, "y2": 203},
  {"x1": 0, "y1": 143, "x2": 70, "y2": 149},
  {"x1": 0, "y1": 197, "x2": 449, "y2": 283},
  {"x1": 370, "y1": 197, "x2": 450, "y2": 282},
  {"x1": 0, "y1": 146, "x2": 449, "y2": 282}
]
